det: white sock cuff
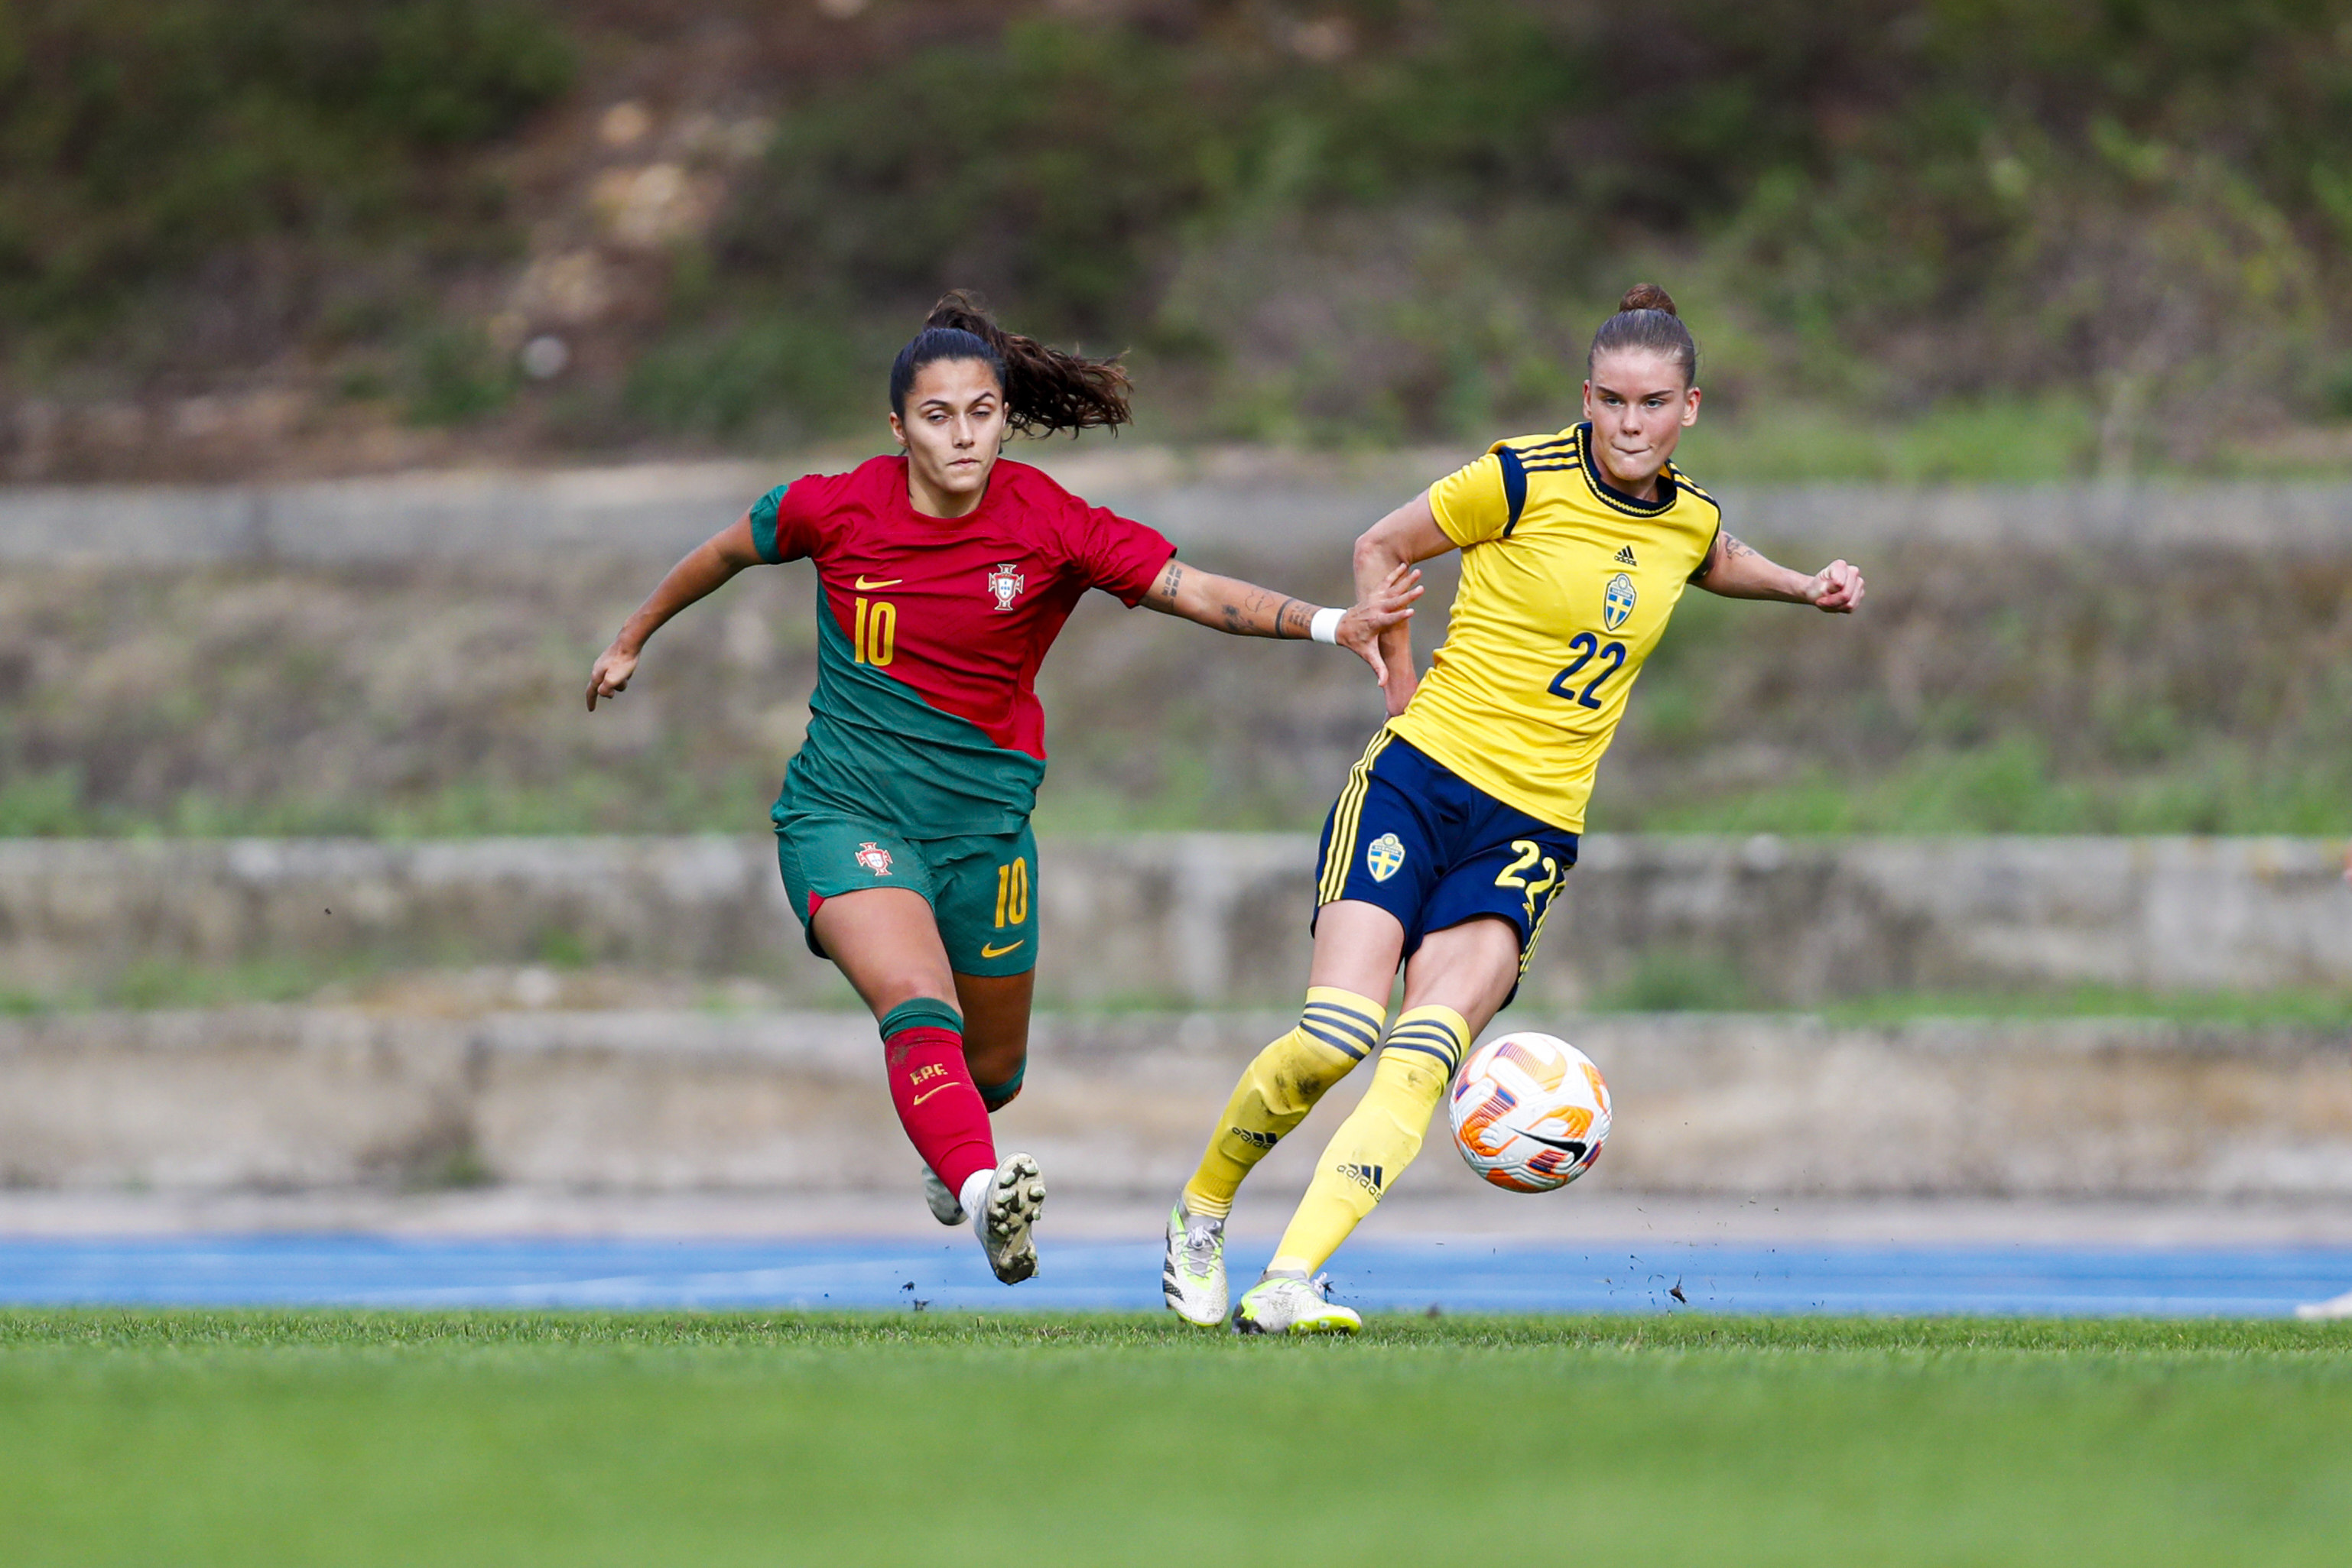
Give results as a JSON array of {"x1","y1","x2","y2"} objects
[{"x1": 960, "y1": 1168, "x2": 994, "y2": 1230}]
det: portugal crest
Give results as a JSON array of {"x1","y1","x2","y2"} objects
[
  {"x1": 853, "y1": 841, "x2": 895, "y2": 877},
  {"x1": 1602, "y1": 571, "x2": 1638, "y2": 632},
  {"x1": 986, "y1": 563, "x2": 1025, "y2": 611},
  {"x1": 1366, "y1": 832, "x2": 1407, "y2": 883}
]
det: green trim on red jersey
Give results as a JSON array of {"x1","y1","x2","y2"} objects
[{"x1": 749, "y1": 483, "x2": 787, "y2": 563}]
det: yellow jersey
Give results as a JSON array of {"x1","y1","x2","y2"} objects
[{"x1": 1386, "y1": 422, "x2": 1721, "y2": 832}]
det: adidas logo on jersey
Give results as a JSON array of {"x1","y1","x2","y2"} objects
[
  {"x1": 1337, "y1": 1161, "x2": 1386, "y2": 1196},
  {"x1": 1613, "y1": 544, "x2": 1639, "y2": 566}
]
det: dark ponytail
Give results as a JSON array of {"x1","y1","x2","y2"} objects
[
  {"x1": 1587, "y1": 283, "x2": 1699, "y2": 385},
  {"x1": 888, "y1": 291, "x2": 1132, "y2": 435}
]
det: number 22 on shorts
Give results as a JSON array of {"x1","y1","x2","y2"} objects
[{"x1": 1493, "y1": 839, "x2": 1561, "y2": 921}]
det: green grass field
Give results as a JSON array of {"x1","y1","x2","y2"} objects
[{"x1": 5, "y1": 1312, "x2": 2350, "y2": 1565}]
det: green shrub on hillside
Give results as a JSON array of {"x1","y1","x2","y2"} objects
[
  {"x1": 0, "y1": 0, "x2": 570, "y2": 366},
  {"x1": 8, "y1": 1, "x2": 2352, "y2": 467},
  {"x1": 677, "y1": 0, "x2": 2352, "y2": 459}
]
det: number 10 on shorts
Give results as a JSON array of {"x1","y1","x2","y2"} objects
[{"x1": 994, "y1": 856, "x2": 1030, "y2": 927}]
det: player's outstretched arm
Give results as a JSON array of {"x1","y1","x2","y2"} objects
[
  {"x1": 1138, "y1": 557, "x2": 1423, "y2": 686},
  {"x1": 586, "y1": 513, "x2": 765, "y2": 709},
  {"x1": 1353, "y1": 491, "x2": 1458, "y2": 716},
  {"x1": 1692, "y1": 531, "x2": 1865, "y2": 613}
]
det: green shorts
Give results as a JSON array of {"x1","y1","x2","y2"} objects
[{"x1": 775, "y1": 813, "x2": 1040, "y2": 978}]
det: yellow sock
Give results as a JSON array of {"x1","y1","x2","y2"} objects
[
  {"x1": 1179, "y1": 987, "x2": 1385, "y2": 1219},
  {"x1": 1267, "y1": 1005, "x2": 1469, "y2": 1274}
]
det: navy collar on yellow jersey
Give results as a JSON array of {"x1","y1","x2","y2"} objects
[{"x1": 1495, "y1": 424, "x2": 1682, "y2": 531}]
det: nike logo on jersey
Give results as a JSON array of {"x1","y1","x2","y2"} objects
[
  {"x1": 979, "y1": 939, "x2": 1025, "y2": 959},
  {"x1": 1613, "y1": 545, "x2": 1638, "y2": 566},
  {"x1": 853, "y1": 575, "x2": 902, "y2": 589}
]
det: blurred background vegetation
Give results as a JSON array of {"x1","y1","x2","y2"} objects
[
  {"x1": 0, "y1": 541, "x2": 2345, "y2": 839},
  {"x1": 0, "y1": 1, "x2": 2346, "y2": 844},
  {"x1": 8, "y1": 0, "x2": 2352, "y2": 478}
]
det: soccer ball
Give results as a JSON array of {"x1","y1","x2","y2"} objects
[{"x1": 1447, "y1": 1032, "x2": 1612, "y2": 1192}]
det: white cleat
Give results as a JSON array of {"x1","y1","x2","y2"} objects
[
  {"x1": 923, "y1": 1165, "x2": 966, "y2": 1226},
  {"x1": 1162, "y1": 1202, "x2": 1228, "y2": 1327},
  {"x1": 973, "y1": 1152, "x2": 1046, "y2": 1284},
  {"x1": 2296, "y1": 1289, "x2": 2352, "y2": 1320},
  {"x1": 1231, "y1": 1271, "x2": 1360, "y2": 1336}
]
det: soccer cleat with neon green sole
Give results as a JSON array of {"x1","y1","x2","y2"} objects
[
  {"x1": 1161, "y1": 1202, "x2": 1228, "y2": 1326},
  {"x1": 1231, "y1": 1271, "x2": 1360, "y2": 1336}
]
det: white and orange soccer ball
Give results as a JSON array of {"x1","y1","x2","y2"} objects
[{"x1": 1447, "y1": 1032, "x2": 1612, "y2": 1192}]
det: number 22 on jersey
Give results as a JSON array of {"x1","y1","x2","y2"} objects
[{"x1": 1548, "y1": 631, "x2": 1624, "y2": 709}]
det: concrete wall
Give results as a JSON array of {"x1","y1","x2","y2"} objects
[
  {"x1": 8, "y1": 455, "x2": 2351, "y2": 562},
  {"x1": 4, "y1": 1007, "x2": 2344, "y2": 1199},
  {"x1": 3, "y1": 835, "x2": 2346, "y2": 1008}
]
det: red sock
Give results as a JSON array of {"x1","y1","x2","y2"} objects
[{"x1": 883, "y1": 1023, "x2": 997, "y2": 1196}]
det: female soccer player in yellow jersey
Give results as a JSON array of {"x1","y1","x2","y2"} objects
[{"x1": 1164, "y1": 284, "x2": 1866, "y2": 1333}]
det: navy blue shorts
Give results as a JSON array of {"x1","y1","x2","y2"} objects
[{"x1": 1311, "y1": 730, "x2": 1578, "y2": 995}]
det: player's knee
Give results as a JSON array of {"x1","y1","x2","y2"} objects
[
  {"x1": 1373, "y1": 1049, "x2": 1451, "y2": 1107},
  {"x1": 1257, "y1": 1043, "x2": 1353, "y2": 1115},
  {"x1": 974, "y1": 1058, "x2": 1026, "y2": 1112},
  {"x1": 871, "y1": 979, "x2": 961, "y2": 1023}
]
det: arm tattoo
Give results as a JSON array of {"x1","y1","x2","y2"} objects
[
  {"x1": 1274, "y1": 596, "x2": 1301, "y2": 638},
  {"x1": 1695, "y1": 531, "x2": 1753, "y2": 583},
  {"x1": 1225, "y1": 585, "x2": 1281, "y2": 636},
  {"x1": 1153, "y1": 560, "x2": 1184, "y2": 601}
]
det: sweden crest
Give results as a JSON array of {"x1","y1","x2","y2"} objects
[
  {"x1": 1603, "y1": 572, "x2": 1637, "y2": 632},
  {"x1": 1366, "y1": 832, "x2": 1406, "y2": 883}
]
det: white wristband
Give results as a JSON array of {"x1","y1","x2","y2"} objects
[{"x1": 1309, "y1": 606, "x2": 1343, "y2": 645}]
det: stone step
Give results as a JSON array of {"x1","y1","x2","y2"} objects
[
  {"x1": 5, "y1": 1006, "x2": 2345, "y2": 1200},
  {"x1": 3, "y1": 834, "x2": 2346, "y2": 1010}
]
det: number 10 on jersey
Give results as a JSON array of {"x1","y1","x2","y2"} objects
[{"x1": 853, "y1": 597, "x2": 896, "y2": 667}]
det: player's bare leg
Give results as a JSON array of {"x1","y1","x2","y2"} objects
[
  {"x1": 1234, "y1": 915, "x2": 1520, "y2": 1335},
  {"x1": 817, "y1": 889, "x2": 1044, "y2": 1282},
  {"x1": 957, "y1": 969, "x2": 1032, "y2": 1103}
]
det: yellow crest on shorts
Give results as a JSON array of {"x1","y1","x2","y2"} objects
[{"x1": 1366, "y1": 832, "x2": 1406, "y2": 883}]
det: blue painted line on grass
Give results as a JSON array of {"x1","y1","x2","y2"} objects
[{"x1": 3, "y1": 1235, "x2": 2350, "y2": 1316}]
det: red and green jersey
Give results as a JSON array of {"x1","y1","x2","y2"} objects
[{"x1": 751, "y1": 454, "x2": 1176, "y2": 836}]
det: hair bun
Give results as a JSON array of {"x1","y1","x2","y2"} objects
[{"x1": 1618, "y1": 283, "x2": 1678, "y2": 317}]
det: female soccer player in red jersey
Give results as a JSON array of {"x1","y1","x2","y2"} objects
[{"x1": 587, "y1": 294, "x2": 1418, "y2": 1284}]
